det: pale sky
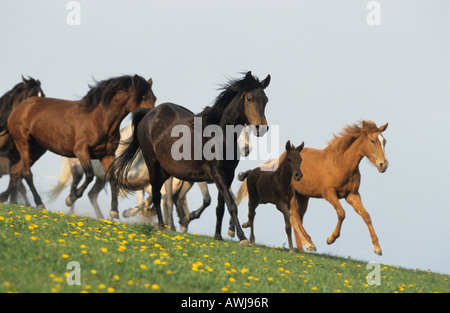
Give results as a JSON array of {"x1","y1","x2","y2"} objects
[{"x1": 1, "y1": 0, "x2": 450, "y2": 275}]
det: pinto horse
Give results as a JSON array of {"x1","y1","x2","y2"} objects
[
  {"x1": 0, "y1": 75, "x2": 156, "y2": 214},
  {"x1": 0, "y1": 76, "x2": 45, "y2": 202},
  {"x1": 110, "y1": 71, "x2": 270, "y2": 244},
  {"x1": 238, "y1": 140, "x2": 304, "y2": 253}
]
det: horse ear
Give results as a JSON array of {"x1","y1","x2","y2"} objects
[
  {"x1": 148, "y1": 78, "x2": 153, "y2": 87},
  {"x1": 133, "y1": 74, "x2": 141, "y2": 88},
  {"x1": 22, "y1": 75, "x2": 27, "y2": 86},
  {"x1": 261, "y1": 74, "x2": 271, "y2": 89},
  {"x1": 378, "y1": 123, "x2": 388, "y2": 132},
  {"x1": 285, "y1": 140, "x2": 292, "y2": 151},
  {"x1": 296, "y1": 142, "x2": 305, "y2": 152},
  {"x1": 37, "y1": 79, "x2": 41, "y2": 86}
]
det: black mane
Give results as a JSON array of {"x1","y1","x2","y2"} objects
[
  {"x1": 197, "y1": 72, "x2": 261, "y2": 125},
  {"x1": 80, "y1": 75, "x2": 148, "y2": 112},
  {"x1": 0, "y1": 77, "x2": 40, "y2": 116}
]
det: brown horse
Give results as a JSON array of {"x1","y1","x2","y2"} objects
[
  {"x1": 110, "y1": 71, "x2": 270, "y2": 244},
  {"x1": 238, "y1": 140, "x2": 304, "y2": 253},
  {"x1": 0, "y1": 75, "x2": 156, "y2": 214},
  {"x1": 0, "y1": 76, "x2": 45, "y2": 202},
  {"x1": 236, "y1": 121, "x2": 389, "y2": 255}
]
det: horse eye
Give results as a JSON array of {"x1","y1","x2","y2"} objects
[
  {"x1": 287, "y1": 158, "x2": 291, "y2": 162},
  {"x1": 246, "y1": 96, "x2": 252, "y2": 101},
  {"x1": 370, "y1": 139, "x2": 375, "y2": 144}
]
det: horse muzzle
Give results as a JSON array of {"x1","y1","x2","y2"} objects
[
  {"x1": 254, "y1": 124, "x2": 269, "y2": 137},
  {"x1": 377, "y1": 160, "x2": 389, "y2": 173},
  {"x1": 293, "y1": 172, "x2": 303, "y2": 181}
]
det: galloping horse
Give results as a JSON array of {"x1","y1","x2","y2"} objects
[
  {"x1": 0, "y1": 75, "x2": 156, "y2": 215},
  {"x1": 0, "y1": 76, "x2": 45, "y2": 202},
  {"x1": 290, "y1": 121, "x2": 389, "y2": 255},
  {"x1": 110, "y1": 71, "x2": 270, "y2": 244},
  {"x1": 238, "y1": 141, "x2": 304, "y2": 253},
  {"x1": 236, "y1": 121, "x2": 389, "y2": 255}
]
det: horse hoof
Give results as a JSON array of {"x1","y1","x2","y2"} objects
[
  {"x1": 239, "y1": 239, "x2": 249, "y2": 246},
  {"x1": 374, "y1": 248, "x2": 382, "y2": 256},
  {"x1": 36, "y1": 204, "x2": 46, "y2": 210},
  {"x1": 242, "y1": 222, "x2": 250, "y2": 228},
  {"x1": 180, "y1": 226, "x2": 188, "y2": 233},
  {"x1": 306, "y1": 245, "x2": 317, "y2": 252},
  {"x1": 228, "y1": 229, "x2": 235, "y2": 237},
  {"x1": 109, "y1": 210, "x2": 119, "y2": 220},
  {"x1": 122, "y1": 209, "x2": 131, "y2": 218},
  {"x1": 326, "y1": 236, "x2": 336, "y2": 245},
  {"x1": 65, "y1": 195, "x2": 77, "y2": 207}
]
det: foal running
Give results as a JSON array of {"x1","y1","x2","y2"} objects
[{"x1": 238, "y1": 141, "x2": 304, "y2": 253}]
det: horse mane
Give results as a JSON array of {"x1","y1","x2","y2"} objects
[
  {"x1": 0, "y1": 77, "x2": 40, "y2": 116},
  {"x1": 80, "y1": 75, "x2": 148, "y2": 112},
  {"x1": 196, "y1": 73, "x2": 261, "y2": 125},
  {"x1": 327, "y1": 120, "x2": 378, "y2": 153}
]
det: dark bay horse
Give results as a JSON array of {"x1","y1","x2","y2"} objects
[
  {"x1": 0, "y1": 76, "x2": 45, "y2": 202},
  {"x1": 0, "y1": 75, "x2": 156, "y2": 215},
  {"x1": 238, "y1": 140, "x2": 304, "y2": 253},
  {"x1": 110, "y1": 71, "x2": 271, "y2": 244}
]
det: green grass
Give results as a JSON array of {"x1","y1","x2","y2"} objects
[{"x1": 0, "y1": 204, "x2": 448, "y2": 293}]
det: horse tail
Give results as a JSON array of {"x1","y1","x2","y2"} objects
[
  {"x1": 108, "y1": 108, "x2": 151, "y2": 192},
  {"x1": 235, "y1": 178, "x2": 248, "y2": 206},
  {"x1": 237, "y1": 170, "x2": 251, "y2": 182},
  {"x1": 47, "y1": 158, "x2": 72, "y2": 201},
  {"x1": 0, "y1": 113, "x2": 10, "y2": 136}
]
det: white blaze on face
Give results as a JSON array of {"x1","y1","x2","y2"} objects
[
  {"x1": 37, "y1": 91, "x2": 42, "y2": 97},
  {"x1": 378, "y1": 134, "x2": 386, "y2": 157}
]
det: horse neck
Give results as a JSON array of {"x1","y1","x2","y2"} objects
[
  {"x1": 275, "y1": 157, "x2": 292, "y2": 186},
  {"x1": 218, "y1": 95, "x2": 245, "y2": 130},
  {"x1": 94, "y1": 95, "x2": 131, "y2": 133},
  {"x1": 339, "y1": 136, "x2": 365, "y2": 172}
]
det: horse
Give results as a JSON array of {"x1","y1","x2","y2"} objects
[
  {"x1": 0, "y1": 75, "x2": 156, "y2": 215},
  {"x1": 110, "y1": 71, "x2": 270, "y2": 244},
  {"x1": 236, "y1": 120, "x2": 389, "y2": 255},
  {"x1": 0, "y1": 76, "x2": 45, "y2": 203},
  {"x1": 237, "y1": 140, "x2": 305, "y2": 253},
  {"x1": 123, "y1": 124, "x2": 253, "y2": 231}
]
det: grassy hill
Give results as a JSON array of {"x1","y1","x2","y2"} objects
[{"x1": 0, "y1": 204, "x2": 448, "y2": 293}]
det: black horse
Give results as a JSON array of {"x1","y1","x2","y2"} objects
[{"x1": 110, "y1": 71, "x2": 271, "y2": 244}]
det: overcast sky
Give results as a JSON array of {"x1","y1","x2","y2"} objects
[{"x1": 1, "y1": 1, "x2": 450, "y2": 275}]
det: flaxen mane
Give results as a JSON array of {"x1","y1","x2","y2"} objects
[{"x1": 327, "y1": 120, "x2": 378, "y2": 153}]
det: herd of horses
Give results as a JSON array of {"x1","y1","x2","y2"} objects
[{"x1": 0, "y1": 72, "x2": 389, "y2": 255}]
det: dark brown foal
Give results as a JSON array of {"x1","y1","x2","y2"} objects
[{"x1": 238, "y1": 141, "x2": 304, "y2": 253}]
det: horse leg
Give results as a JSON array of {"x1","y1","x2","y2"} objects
[
  {"x1": 346, "y1": 192, "x2": 382, "y2": 255},
  {"x1": 242, "y1": 198, "x2": 257, "y2": 246},
  {"x1": 188, "y1": 182, "x2": 211, "y2": 221},
  {"x1": 18, "y1": 181, "x2": 31, "y2": 207},
  {"x1": 214, "y1": 194, "x2": 225, "y2": 241},
  {"x1": 66, "y1": 148, "x2": 94, "y2": 206},
  {"x1": 172, "y1": 180, "x2": 193, "y2": 232},
  {"x1": 290, "y1": 193, "x2": 316, "y2": 252},
  {"x1": 13, "y1": 139, "x2": 46, "y2": 209},
  {"x1": 213, "y1": 171, "x2": 248, "y2": 245},
  {"x1": 88, "y1": 176, "x2": 106, "y2": 219},
  {"x1": 67, "y1": 163, "x2": 83, "y2": 214},
  {"x1": 324, "y1": 190, "x2": 346, "y2": 245},
  {"x1": 275, "y1": 202, "x2": 295, "y2": 253},
  {"x1": 162, "y1": 177, "x2": 175, "y2": 230},
  {"x1": 100, "y1": 155, "x2": 119, "y2": 220}
]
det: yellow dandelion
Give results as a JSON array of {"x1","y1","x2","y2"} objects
[
  {"x1": 101, "y1": 248, "x2": 108, "y2": 253},
  {"x1": 151, "y1": 284, "x2": 160, "y2": 290},
  {"x1": 140, "y1": 264, "x2": 148, "y2": 270},
  {"x1": 62, "y1": 254, "x2": 69, "y2": 259}
]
